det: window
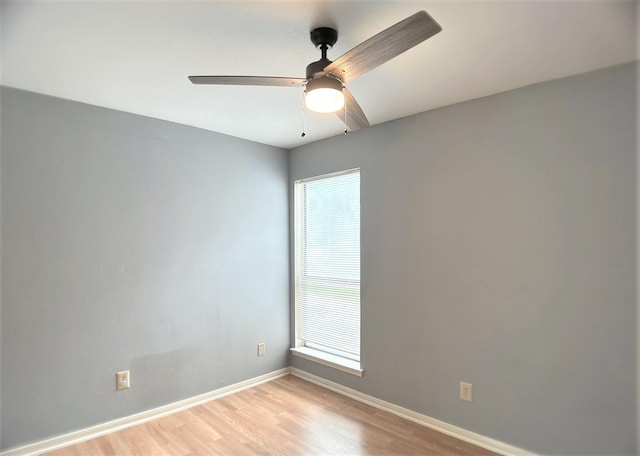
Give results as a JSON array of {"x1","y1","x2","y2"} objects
[{"x1": 292, "y1": 168, "x2": 362, "y2": 376}]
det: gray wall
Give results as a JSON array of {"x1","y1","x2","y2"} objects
[
  {"x1": 0, "y1": 85, "x2": 3, "y2": 449},
  {"x1": 0, "y1": 87, "x2": 290, "y2": 450},
  {"x1": 290, "y1": 63, "x2": 637, "y2": 455}
]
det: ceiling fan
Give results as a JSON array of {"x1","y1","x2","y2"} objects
[{"x1": 189, "y1": 11, "x2": 442, "y2": 132}]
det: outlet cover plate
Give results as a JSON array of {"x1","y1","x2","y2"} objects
[
  {"x1": 460, "y1": 382, "x2": 472, "y2": 402},
  {"x1": 116, "y1": 370, "x2": 130, "y2": 390},
  {"x1": 257, "y1": 343, "x2": 265, "y2": 357}
]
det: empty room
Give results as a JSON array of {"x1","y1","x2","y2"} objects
[{"x1": 1, "y1": 1, "x2": 638, "y2": 455}]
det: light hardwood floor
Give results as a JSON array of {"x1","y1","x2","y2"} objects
[{"x1": 45, "y1": 375, "x2": 498, "y2": 455}]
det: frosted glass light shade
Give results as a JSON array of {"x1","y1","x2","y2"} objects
[{"x1": 305, "y1": 77, "x2": 345, "y2": 113}]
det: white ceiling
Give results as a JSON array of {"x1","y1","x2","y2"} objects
[{"x1": 1, "y1": 1, "x2": 637, "y2": 149}]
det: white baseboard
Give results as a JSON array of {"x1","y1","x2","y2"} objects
[
  {"x1": 290, "y1": 367, "x2": 536, "y2": 456},
  {"x1": 0, "y1": 368, "x2": 290, "y2": 456},
  {"x1": 3, "y1": 367, "x2": 535, "y2": 456}
]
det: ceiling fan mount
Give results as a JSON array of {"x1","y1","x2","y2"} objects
[
  {"x1": 189, "y1": 11, "x2": 442, "y2": 132},
  {"x1": 310, "y1": 27, "x2": 338, "y2": 50}
]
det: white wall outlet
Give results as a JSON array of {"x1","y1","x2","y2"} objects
[
  {"x1": 257, "y1": 343, "x2": 265, "y2": 357},
  {"x1": 460, "y1": 381, "x2": 472, "y2": 402},
  {"x1": 116, "y1": 370, "x2": 130, "y2": 391}
]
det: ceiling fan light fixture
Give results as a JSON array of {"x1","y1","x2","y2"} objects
[{"x1": 305, "y1": 77, "x2": 344, "y2": 113}]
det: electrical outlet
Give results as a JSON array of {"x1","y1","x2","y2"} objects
[
  {"x1": 116, "y1": 370, "x2": 130, "y2": 391},
  {"x1": 460, "y1": 382, "x2": 472, "y2": 402},
  {"x1": 257, "y1": 343, "x2": 265, "y2": 357}
]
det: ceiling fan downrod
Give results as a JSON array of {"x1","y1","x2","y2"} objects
[{"x1": 306, "y1": 27, "x2": 338, "y2": 80}]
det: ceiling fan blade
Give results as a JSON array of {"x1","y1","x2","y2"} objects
[
  {"x1": 324, "y1": 11, "x2": 442, "y2": 83},
  {"x1": 337, "y1": 87, "x2": 370, "y2": 131},
  {"x1": 189, "y1": 76, "x2": 306, "y2": 87}
]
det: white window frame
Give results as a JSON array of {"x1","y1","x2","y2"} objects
[{"x1": 291, "y1": 168, "x2": 363, "y2": 377}]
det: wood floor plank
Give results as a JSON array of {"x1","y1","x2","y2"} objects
[{"x1": 44, "y1": 375, "x2": 498, "y2": 455}]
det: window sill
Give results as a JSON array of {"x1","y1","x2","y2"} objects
[{"x1": 290, "y1": 347, "x2": 363, "y2": 377}]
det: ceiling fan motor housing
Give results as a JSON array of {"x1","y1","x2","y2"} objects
[{"x1": 306, "y1": 58, "x2": 333, "y2": 80}]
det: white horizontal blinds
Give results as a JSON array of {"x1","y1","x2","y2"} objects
[{"x1": 298, "y1": 169, "x2": 360, "y2": 360}]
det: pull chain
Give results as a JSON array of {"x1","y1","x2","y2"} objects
[
  {"x1": 301, "y1": 90, "x2": 306, "y2": 138},
  {"x1": 343, "y1": 91, "x2": 348, "y2": 134}
]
